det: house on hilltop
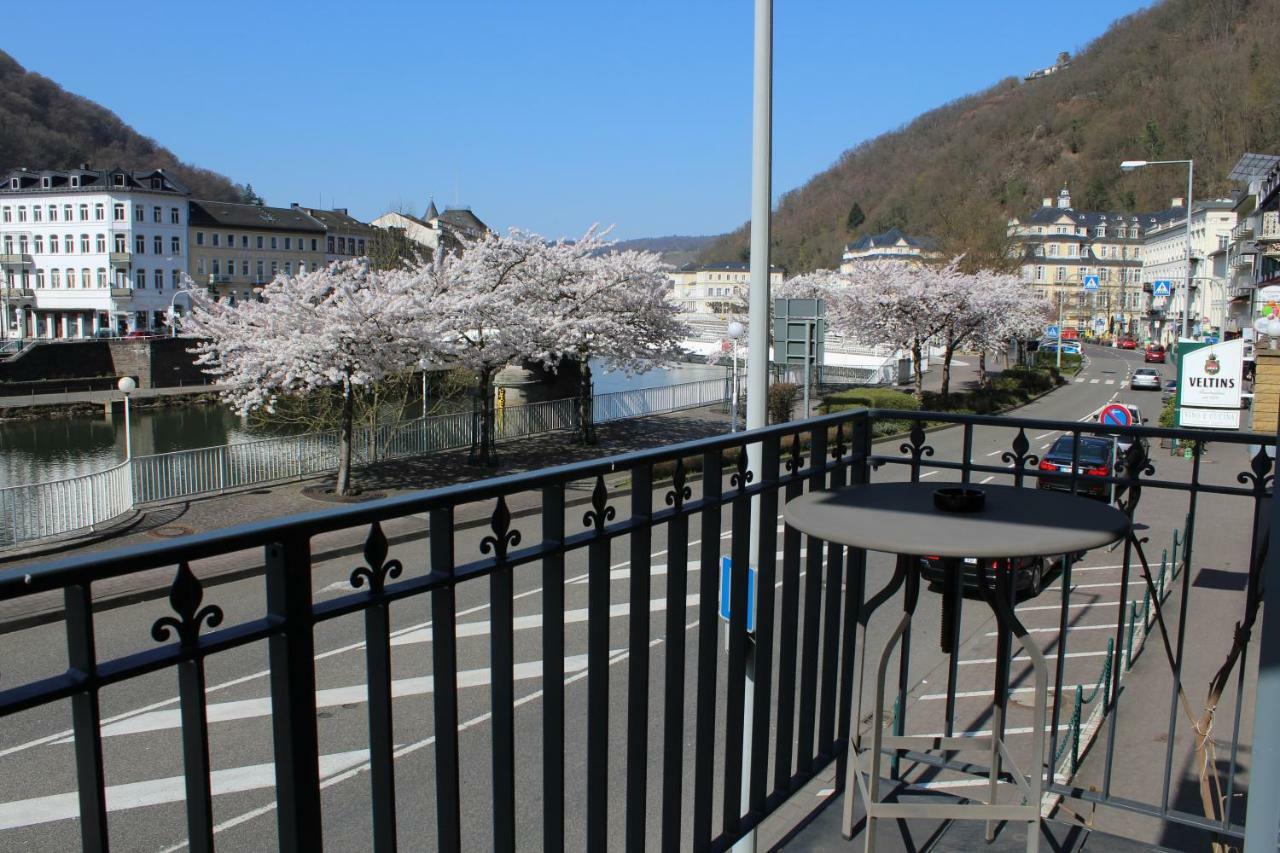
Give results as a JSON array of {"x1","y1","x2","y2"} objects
[{"x1": 838, "y1": 227, "x2": 939, "y2": 273}]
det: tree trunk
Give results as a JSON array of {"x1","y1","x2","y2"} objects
[
  {"x1": 911, "y1": 342, "x2": 925, "y2": 400},
  {"x1": 979, "y1": 351, "x2": 988, "y2": 387},
  {"x1": 336, "y1": 384, "x2": 354, "y2": 496},
  {"x1": 940, "y1": 341, "x2": 956, "y2": 398},
  {"x1": 577, "y1": 359, "x2": 596, "y2": 445},
  {"x1": 471, "y1": 366, "x2": 498, "y2": 467}
]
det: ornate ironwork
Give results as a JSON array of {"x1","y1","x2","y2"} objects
[
  {"x1": 350, "y1": 521, "x2": 404, "y2": 594},
  {"x1": 480, "y1": 496, "x2": 522, "y2": 563},
  {"x1": 1238, "y1": 445, "x2": 1275, "y2": 496},
  {"x1": 785, "y1": 433, "x2": 805, "y2": 473},
  {"x1": 1000, "y1": 428, "x2": 1040, "y2": 484},
  {"x1": 150, "y1": 562, "x2": 224, "y2": 648},
  {"x1": 730, "y1": 445, "x2": 754, "y2": 490},
  {"x1": 583, "y1": 475, "x2": 616, "y2": 533},
  {"x1": 1115, "y1": 437, "x2": 1156, "y2": 515},
  {"x1": 664, "y1": 458, "x2": 692, "y2": 510},
  {"x1": 831, "y1": 422, "x2": 848, "y2": 460},
  {"x1": 899, "y1": 421, "x2": 934, "y2": 466}
]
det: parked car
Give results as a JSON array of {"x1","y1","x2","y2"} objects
[
  {"x1": 918, "y1": 554, "x2": 1073, "y2": 596},
  {"x1": 1118, "y1": 337, "x2": 1138, "y2": 350},
  {"x1": 1145, "y1": 344, "x2": 1166, "y2": 363},
  {"x1": 1162, "y1": 380, "x2": 1178, "y2": 405},
  {"x1": 1103, "y1": 404, "x2": 1149, "y2": 461},
  {"x1": 1040, "y1": 340, "x2": 1082, "y2": 355},
  {"x1": 1131, "y1": 368, "x2": 1161, "y2": 390},
  {"x1": 124, "y1": 330, "x2": 155, "y2": 339},
  {"x1": 1037, "y1": 434, "x2": 1119, "y2": 501}
]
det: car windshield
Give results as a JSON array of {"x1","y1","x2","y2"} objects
[
  {"x1": 1136, "y1": 369, "x2": 1157, "y2": 375},
  {"x1": 1048, "y1": 436, "x2": 1112, "y2": 465}
]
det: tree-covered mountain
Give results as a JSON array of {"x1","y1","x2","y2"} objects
[
  {"x1": 700, "y1": 0, "x2": 1280, "y2": 273},
  {"x1": 0, "y1": 49, "x2": 248, "y2": 202},
  {"x1": 613, "y1": 234, "x2": 717, "y2": 267}
]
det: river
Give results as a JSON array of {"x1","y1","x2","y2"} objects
[{"x1": 0, "y1": 361, "x2": 727, "y2": 487}]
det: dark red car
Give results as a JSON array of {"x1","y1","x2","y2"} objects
[
  {"x1": 1145, "y1": 344, "x2": 1166, "y2": 363},
  {"x1": 1118, "y1": 337, "x2": 1138, "y2": 350}
]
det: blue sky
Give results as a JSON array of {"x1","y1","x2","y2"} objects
[{"x1": 6, "y1": 1, "x2": 1153, "y2": 240}]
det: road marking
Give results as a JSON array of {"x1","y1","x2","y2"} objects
[
  {"x1": 960, "y1": 649, "x2": 1111, "y2": 666},
  {"x1": 1105, "y1": 380, "x2": 1115, "y2": 385},
  {"x1": 1043, "y1": 579, "x2": 1146, "y2": 593},
  {"x1": 1040, "y1": 443, "x2": 1052, "y2": 449},
  {"x1": 63, "y1": 652, "x2": 603, "y2": 741},
  {"x1": 919, "y1": 471, "x2": 939, "y2": 479},
  {"x1": 984, "y1": 623, "x2": 1115, "y2": 637},
  {"x1": 915, "y1": 724, "x2": 1072, "y2": 739},
  {"x1": 985, "y1": 450, "x2": 1003, "y2": 457},
  {"x1": 1034, "y1": 433, "x2": 1056, "y2": 440},
  {"x1": 1016, "y1": 600, "x2": 1118, "y2": 614},
  {"x1": 1089, "y1": 379, "x2": 1100, "y2": 384},
  {"x1": 979, "y1": 476, "x2": 995, "y2": 484},
  {"x1": 1074, "y1": 378, "x2": 1085, "y2": 384},
  {"x1": 920, "y1": 685, "x2": 1060, "y2": 701}
]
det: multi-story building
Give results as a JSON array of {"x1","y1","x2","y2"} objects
[
  {"x1": 1140, "y1": 200, "x2": 1237, "y2": 343},
  {"x1": 371, "y1": 198, "x2": 490, "y2": 256},
  {"x1": 839, "y1": 227, "x2": 939, "y2": 273},
  {"x1": 668, "y1": 262, "x2": 785, "y2": 316},
  {"x1": 1007, "y1": 187, "x2": 1182, "y2": 339},
  {"x1": 0, "y1": 166, "x2": 190, "y2": 339},
  {"x1": 187, "y1": 200, "x2": 327, "y2": 302},
  {"x1": 296, "y1": 206, "x2": 375, "y2": 264}
]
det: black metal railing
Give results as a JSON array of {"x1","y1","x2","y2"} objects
[{"x1": 0, "y1": 406, "x2": 1274, "y2": 851}]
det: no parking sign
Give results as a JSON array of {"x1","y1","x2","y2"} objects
[{"x1": 1099, "y1": 404, "x2": 1132, "y2": 428}]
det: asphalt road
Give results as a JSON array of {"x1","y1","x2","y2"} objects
[{"x1": 4, "y1": 344, "x2": 1228, "y2": 852}]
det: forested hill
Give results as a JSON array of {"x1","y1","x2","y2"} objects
[
  {"x1": 0, "y1": 50, "x2": 247, "y2": 202},
  {"x1": 699, "y1": 0, "x2": 1280, "y2": 273}
]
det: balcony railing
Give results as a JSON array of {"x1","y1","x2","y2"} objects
[
  {"x1": 0, "y1": 407, "x2": 1275, "y2": 851},
  {"x1": 1260, "y1": 211, "x2": 1280, "y2": 242},
  {"x1": 0, "y1": 253, "x2": 33, "y2": 268},
  {"x1": 108, "y1": 251, "x2": 132, "y2": 265}
]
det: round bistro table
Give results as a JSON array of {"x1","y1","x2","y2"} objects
[{"x1": 784, "y1": 482, "x2": 1129, "y2": 853}]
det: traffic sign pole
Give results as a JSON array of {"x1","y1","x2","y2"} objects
[{"x1": 1057, "y1": 293, "x2": 1064, "y2": 370}]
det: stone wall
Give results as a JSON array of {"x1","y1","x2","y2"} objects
[
  {"x1": 0, "y1": 338, "x2": 207, "y2": 389},
  {"x1": 1250, "y1": 347, "x2": 1280, "y2": 435}
]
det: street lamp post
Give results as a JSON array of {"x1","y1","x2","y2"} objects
[
  {"x1": 1120, "y1": 159, "x2": 1194, "y2": 341},
  {"x1": 117, "y1": 376, "x2": 136, "y2": 461},
  {"x1": 727, "y1": 320, "x2": 745, "y2": 432},
  {"x1": 166, "y1": 288, "x2": 194, "y2": 337}
]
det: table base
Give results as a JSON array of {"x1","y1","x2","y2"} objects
[{"x1": 841, "y1": 561, "x2": 1049, "y2": 853}]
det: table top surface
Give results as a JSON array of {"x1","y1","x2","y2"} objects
[{"x1": 783, "y1": 481, "x2": 1129, "y2": 559}]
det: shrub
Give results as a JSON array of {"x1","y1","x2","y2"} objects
[
  {"x1": 821, "y1": 387, "x2": 919, "y2": 414},
  {"x1": 768, "y1": 382, "x2": 799, "y2": 423}
]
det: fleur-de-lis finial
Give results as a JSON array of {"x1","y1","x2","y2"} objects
[
  {"x1": 1001, "y1": 428, "x2": 1039, "y2": 484},
  {"x1": 899, "y1": 421, "x2": 934, "y2": 464},
  {"x1": 831, "y1": 423, "x2": 848, "y2": 460},
  {"x1": 730, "y1": 445, "x2": 754, "y2": 489},
  {"x1": 664, "y1": 458, "x2": 692, "y2": 510},
  {"x1": 1238, "y1": 445, "x2": 1275, "y2": 495},
  {"x1": 350, "y1": 521, "x2": 404, "y2": 594},
  {"x1": 479, "y1": 496, "x2": 522, "y2": 563},
  {"x1": 583, "y1": 475, "x2": 616, "y2": 533},
  {"x1": 151, "y1": 562, "x2": 224, "y2": 648},
  {"x1": 785, "y1": 433, "x2": 805, "y2": 473}
]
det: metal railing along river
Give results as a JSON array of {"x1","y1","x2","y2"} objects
[{"x1": 0, "y1": 377, "x2": 735, "y2": 547}]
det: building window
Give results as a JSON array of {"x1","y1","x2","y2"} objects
[
  {"x1": 226, "y1": 233, "x2": 233, "y2": 247},
  {"x1": 33, "y1": 235, "x2": 44, "y2": 254},
  {"x1": 171, "y1": 270, "x2": 181, "y2": 288},
  {"x1": 0, "y1": 207, "x2": 9, "y2": 223},
  {"x1": 271, "y1": 237, "x2": 278, "y2": 250},
  {"x1": 67, "y1": 268, "x2": 76, "y2": 288},
  {"x1": 212, "y1": 259, "x2": 220, "y2": 275},
  {"x1": 136, "y1": 269, "x2": 146, "y2": 289},
  {"x1": 63, "y1": 204, "x2": 72, "y2": 220},
  {"x1": 172, "y1": 236, "x2": 181, "y2": 254},
  {"x1": 96, "y1": 234, "x2": 106, "y2": 253},
  {"x1": 135, "y1": 205, "x2": 144, "y2": 222},
  {"x1": 256, "y1": 236, "x2": 264, "y2": 249},
  {"x1": 154, "y1": 269, "x2": 163, "y2": 289},
  {"x1": 240, "y1": 235, "x2": 248, "y2": 248},
  {"x1": 17, "y1": 236, "x2": 27, "y2": 254},
  {"x1": 212, "y1": 233, "x2": 220, "y2": 247},
  {"x1": 65, "y1": 233, "x2": 74, "y2": 253},
  {"x1": 154, "y1": 236, "x2": 162, "y2": 255},
  {"x1": 50, "y1": 235, "x2": 59, "y2": 254},
  {"x1": 357, "y1": 239, "x2": 364, "y2": 254},
  {"x1": 256, "y1": 260, "x2": 264, "y2": 281},
  {"x1": 338, "y1": 237, "x2": 346, "y2": 254},
  {"x1": 114, "y1": 234, "x2": 126, "y2": 253},
  {"x1": 284, "y1": 262, "x2": 292, "y2": 275},
  {"x1": 50, "y1": 269, "x2": 60, "y2": 288},
  {"x1": 97, "y1": 269, "x2": 107, "y2": 288},
  {"x1": 36, "y1": 269, "x2": 45, "y2": 288},
  {"x1": 80, "y1": 235, "x2": 90, "y2": 253},
  {"x1": 48, "y1": 204, "x2": 57, "y2": 221},
  {"x1": 327, "y1": 236, "x2": 335, "y2": 253},
  {"x1": 241, "y1": 259, "x2": 249, "y2": 276},
  {"x1": 32, "y1": 206, "x2": 42, "y2": 223},
  {"x1": 153, "y1": 206, "x2": 161, "y2": 223},
  {"x1": 197, "y1": 257, "x2": 206, "y2": 275},
  {"x1": 1056, "y1": 267, "x2": 1067, "y2": 282},
  {"x1": 1068, "y1": 244, "x2": 1077, "y2": 257},
  {"x1": 270, "y1": 260, "x2": 278, "y2": 275},
  {"x1": 81, "y1": 267, "x2": 89, "y2": 288},
  {"x1": 196, "y1": 231, "x2": 205, "y2": 246},
  {"x1": 135, "y1": 235, "x2": 145, "y2": 254},
  {"x1": 285, "y1": 237, "x2": 293, "y2": 251},
  {"x1": 94, "y1": 203, "x2": 105, "y2": 221},
  {"x1": 171, "y1": 207, "x2": 180, "y2": 224}
]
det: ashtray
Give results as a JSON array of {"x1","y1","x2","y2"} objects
[{"x1": 933, "y1": 487, "x2": 985, "y2": 513}]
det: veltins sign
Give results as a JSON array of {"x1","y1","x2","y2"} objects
[{"x1": 1178, "y1": 338, "x2": 1243, "y2": 429}]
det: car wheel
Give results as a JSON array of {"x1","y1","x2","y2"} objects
[{"x1": 1029, "y1": 560, "x2": 1045, "y2": 596}]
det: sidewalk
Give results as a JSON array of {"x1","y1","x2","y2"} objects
[{"x1": 0, "y1": 382, "x2": 223, "y2": 409}]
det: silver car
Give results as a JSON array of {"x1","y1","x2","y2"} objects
[{"x1": 1131, "y1": 368, "x2": 1161, "y2": 390}]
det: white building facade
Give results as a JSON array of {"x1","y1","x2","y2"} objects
[
  {"x1": 668, "y1": 262, "x2": 785, "y2": 316},
  {"x1": 0, "y1": 167, "x2": 189, "y2": 339},
  {"x1": 1140, "y1": 200, "x2": 1236, "y2": 342}
]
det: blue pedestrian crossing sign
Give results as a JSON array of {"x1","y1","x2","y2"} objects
[
  {"x1": 1045, "y1": 324, "x2": 1059, "y2": 338},
  {"x1": 719, "y1": 556, "x2": 756, "y2": 633},
  {"x1": 1152, "y1": 280, "x2": 1173, "y2": 297},
  {"x1": 1082, "y1": 275, "x2": 1101, "y2": 292}
]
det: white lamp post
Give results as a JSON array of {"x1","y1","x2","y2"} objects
[
  {"x1": 727, "y1": 320, "x2": 745, "y2": 432},
  {"x1": 1120, "y1": 158, "x2": 1194, "y2": 342},
  {"x1": 116, "y1": 376, "x2": 136, "y2": 460}
]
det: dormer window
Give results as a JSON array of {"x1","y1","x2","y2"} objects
[
  {"x1": 70, "y1": 176, "x2": 80, "y2": 188},
  {"x1": 151, "y1": 178, "x2": 162, "y2": 190},
  {"x1": 114, "y1": 174, "x2": 126, "y2": 187},
  {"x1": 41, "y1": 177, "x2": 51, "y2": 189},
  {"x1": 8, "y1": 178, "x2": 17, "y2": 189}
]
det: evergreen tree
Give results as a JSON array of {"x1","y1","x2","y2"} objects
[{"x1": 846, "y1": 202, "x2": 865, "y2": 232}]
